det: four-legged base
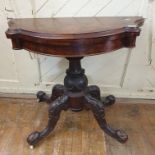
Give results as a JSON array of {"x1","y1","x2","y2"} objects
[{"x1": 27, "y1": 57, "x2": 128, "y2": 147}]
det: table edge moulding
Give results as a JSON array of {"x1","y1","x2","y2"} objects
[
  {"x1": 6, "y1": 17, "x2": 144, "y2": 57},
  {"x1": 5, "y1": 16, "x2": 144, "y2": 148}
]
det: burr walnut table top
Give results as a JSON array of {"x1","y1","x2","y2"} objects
[{"x1": 6, "y1": 17, "x2": 144, "y2": 57}]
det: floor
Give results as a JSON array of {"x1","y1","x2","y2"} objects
[
  {"x1": 105, "y1": 101, "x2": 155, "y2": 155},
  {"x1": 0, "y1": 97, "x2": 155, "y2": 155}
]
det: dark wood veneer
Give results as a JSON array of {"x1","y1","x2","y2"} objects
[{"x1": 6, "y1": 17, "x2": 144, "y2": 57}]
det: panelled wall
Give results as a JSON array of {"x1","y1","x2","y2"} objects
[{"x1": 0, "y1": 0, "x2": 155, "y2": 99}]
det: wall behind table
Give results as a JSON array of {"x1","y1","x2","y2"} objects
[{"x1": 0, "y1": 0, "x2": 155, "y2": 99}]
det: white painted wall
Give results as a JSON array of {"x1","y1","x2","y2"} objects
[{"x1": 0, "y1": 0, "x2": 155, "y2": 99}]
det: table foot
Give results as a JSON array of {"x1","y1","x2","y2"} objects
[
  {"x1": 101, "y1": 95, "x2": 116, "y2": 107},
  {"x1": 36, "y1": 84, "x2": 65, "y2": 104},
  {"x1": 84, "y1": 94, "x2": 128, "y2": 143},
  {"x1": 37, "y1": 91, "x2": 51, "y2": 103},
  {"x1": 27, "y1": 95, "x2": 69, "y2": 146}
]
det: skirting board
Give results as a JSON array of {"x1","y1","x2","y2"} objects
[
  {"x1": 0, "y1": 92, "x2": 155, "y2": 104},
  {"x1": 0, "y1": 84, "x2": 155, "y2": 99}
]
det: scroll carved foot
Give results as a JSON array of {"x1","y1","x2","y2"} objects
[
  {"x1": 36, "y1": 84, "x2": 65, "y2": 104},
  {"x1": 37, "y1": 91, "x2": 51, "y2": 104},
  {"x1": 84, "y1": 94, "x2": 128, "y2": 143},
  {"x1": 27, "y1": 95, "x2": 69, "y2": 146},
  {"x1": 101, "y1": 95, "x2": 116, "y2": 107}
]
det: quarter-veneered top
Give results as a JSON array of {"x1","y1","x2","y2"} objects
[{"x1": 6, "y1": 17, "x2": 144, "y2": 57}]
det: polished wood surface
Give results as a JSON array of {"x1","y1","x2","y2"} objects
[
  {"x1": 6, "y1": 17, "x2": 143, "y2": 37},
  {"x1": 6, "y1": 17, "x2": 144, "y2": 57},
  {"x1": 0, "y1": 97, "x2": 155, "y2": 155}
]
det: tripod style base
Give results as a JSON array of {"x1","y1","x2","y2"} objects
[{"x1": 27, "y1": 57, "x2": 128, "y2": 147}]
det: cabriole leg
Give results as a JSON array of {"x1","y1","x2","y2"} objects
[
  {"x1": 84, "y1": 94, "x2": 128, "y2": 143},
  {"x1": 27, "y1": 95, "x2": 69, "y2": 147}
]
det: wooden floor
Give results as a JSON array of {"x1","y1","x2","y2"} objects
[{"x1": 0, "y1": 97, "x2": 155, "y2": 155}]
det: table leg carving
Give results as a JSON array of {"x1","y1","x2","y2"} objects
[
  {"x1": 37, "y1": 91, "x2": 51, "y2": 104},
  {"x1": 36, "y1": 84, "x2": 65, "y2": 104},
  {"x1": 84, "y1": 94, "x2": 128, "y2": 143},
  {"x1": 87, "y1": 85, "x2": 101, "y2": 100},
  {"x1": 27, "y1": 57, "x2": 128, "y2": 147},
  {"x1": 101, "y1": 95, "x2": 116, "y2": 107},
  {"x1": 51, "y1": 84, "x2": 65, "y2": 101},
  {"x1": 87, "y1": 85, "x2": 115, "y2": 107},
  {"x1": 27, "y1": 95, "x2": 69, "y2": 146}
]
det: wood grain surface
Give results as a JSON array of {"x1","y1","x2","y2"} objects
[
  {"x1": 0, "y1": 97, "x2": 155, "y2": 155},
  {"x1": 7, "y1": 17, "x2": 143, "y2": 37},
  {"x1": 6, "y1": 17, "x2": 144, "y2": 57},
  {"x1": 0, "y1": 97, "x2": 106, "y2": 155}
]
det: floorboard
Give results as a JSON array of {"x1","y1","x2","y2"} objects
[
  {"x1": 0, "y1": 98, "x2": 106, "y2": 155},
  {"x1": 0, "y1": 97, "x2": 155, "y2": 155}
]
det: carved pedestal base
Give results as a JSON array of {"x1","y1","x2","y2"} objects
[{"x1": 27, "y1": 57, "x2": 128, "y2": 147}]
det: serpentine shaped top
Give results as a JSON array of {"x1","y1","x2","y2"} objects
[{"x1": 6, "y1": 17, "x2": 144, "y2": 57}]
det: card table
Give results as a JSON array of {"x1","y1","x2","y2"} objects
[{"x1": 6, "y1": 17, "x2": 144, "y2": 148}]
